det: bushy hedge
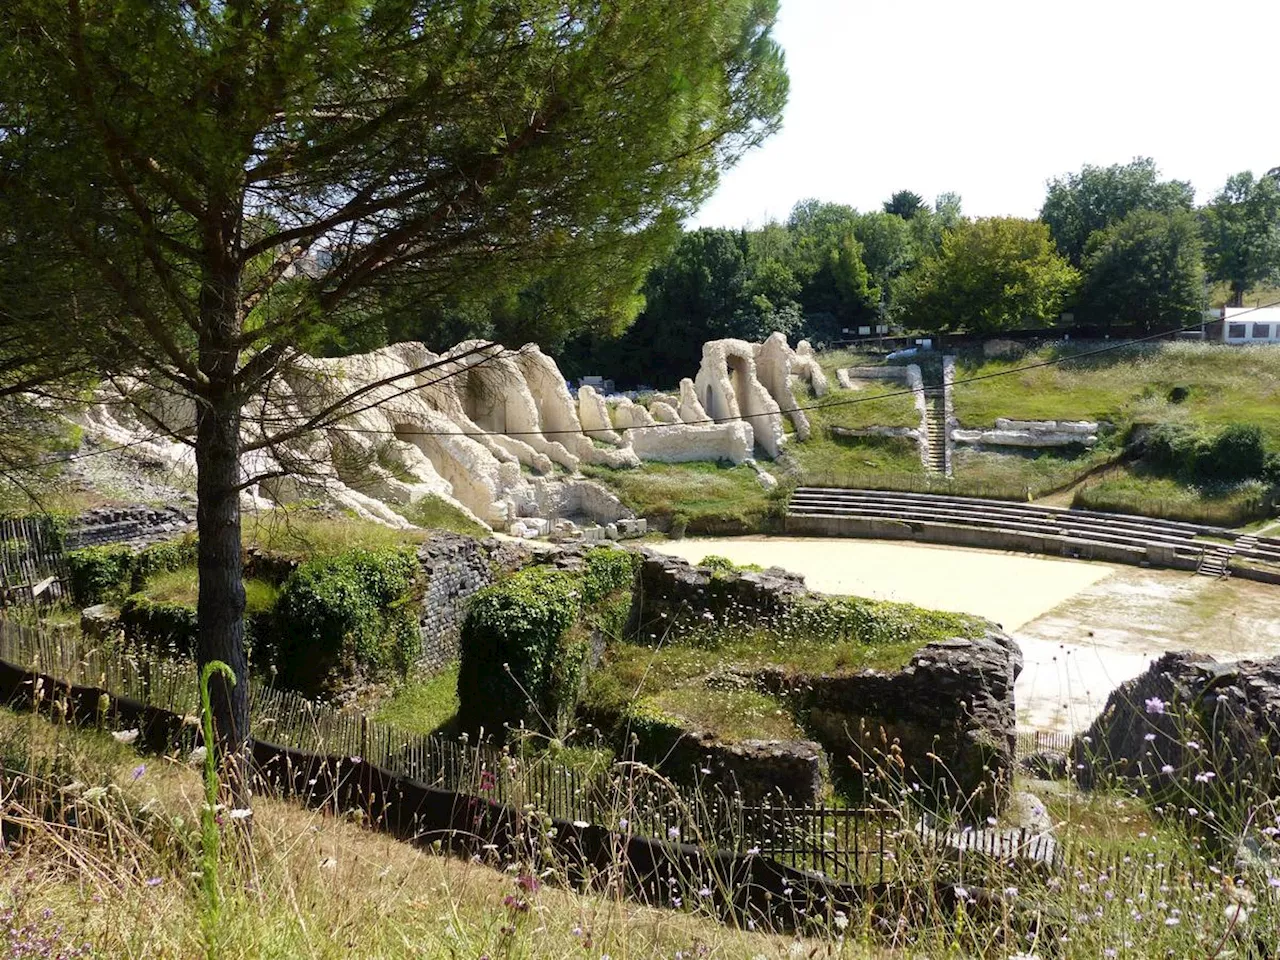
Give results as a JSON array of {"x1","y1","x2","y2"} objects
[
  {"x1": 1134, "y1": 422, "x2": 1273, "y2": 485},
  {"x1": 65, "y1": 535, "x2": 199, "y2": 605},
  {"x1": 273, "y1": 548, "x2": 421, "y2": 694},
  {"x1": 65, "y1": 545, "x2": 136, "y2": 605},
  {"x1": 456, "y1": 567, "x2": 584, "y2": 740}
]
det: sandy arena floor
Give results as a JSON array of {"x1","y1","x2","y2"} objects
[{"x1": 648, "y1": 536, "x2": 1280, "y2": 734}]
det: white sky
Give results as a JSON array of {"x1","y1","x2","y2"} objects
[{"x1": 692, "y1": 0, "x2": 1280, "y2": 228}]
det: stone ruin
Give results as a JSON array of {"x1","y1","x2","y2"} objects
[{"x1": 75, "y1": 333, "x2": 827, "y2": 537}]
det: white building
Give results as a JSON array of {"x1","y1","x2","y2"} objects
[{"x1": 1210, "y1": 307, "x2": 1280, "y2": 344}]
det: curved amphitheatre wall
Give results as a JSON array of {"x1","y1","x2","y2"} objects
[{"x1": 76, "y1": 335, "x2": 828, "y2": 535}]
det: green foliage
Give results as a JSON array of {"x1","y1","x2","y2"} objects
[
  {"x1": 1201, "y1": 169, "x2": 1280, "y2": 305},
  {"x1": 1077, "y1": 208, "x2": 1206, "y2": 331},
  {"x1": 374, "y1": 665, "x2": 460, "y2": 736},
  {"x1": 129, "y1": 536, "x2": 199, "y2": 592},
  {"x1": 456, "y1": 567, "x2": 584, "y2": 740},
  {"x1": 273, "y1": 548, "x2": 421, "y2": 694},
  {"x1": 65, "y1": 545, "x2": 135, "y2": 605},
  {"x1": 1040, "y1": 158, "x2": 1195, "y2": 266},
  {"x1": 699, "y1": 554, "x2": 763, "y2": 576},
  {"x1": 1131, "y1": 421, "x2": 1270, "y2": 484},
  {"x1": 882, "y1": 189, "x2": 925, "y2": 220},
  {"x1": 579, "y1": 547, "x2": 638, "y2": 606},
  {"x1": 892, "y1": 217, "x2": 1080, "y2": 333},
  {"x1": 119, "y1": 594, "x2": 199, "y2": 656}
]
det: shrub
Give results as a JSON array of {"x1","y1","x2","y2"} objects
[
  {"x1": 1132, "y1": 421, "x2": 1271, "y2": 485},
  {"x1": 65, "y1": 545, "x2": 136, "y2": 605},
  {"x1": 272, "y1": 548, "x2": 420, "y2": 693},
  {"x1": 579, "y1": 547, "x2": 637, "y2": 606},
  {"x1": 456, "y1": 567, "x2": 584, "y2": 740},
  {"x1": 1202, "y1": 423, "x2": 1267, "y2": 483}
]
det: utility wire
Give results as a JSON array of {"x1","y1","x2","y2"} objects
[{"x1": 319, "y1": 300, "x2": 1280, "y2": 440}]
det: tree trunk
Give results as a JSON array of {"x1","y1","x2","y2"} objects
[
  {"x1": 1229, "y1": 283, "x2": 1245, "y2": 308},
  {"x1": 196, "y1": 394, "x2": 249, "y2": 793},
  {"x1": 197, "y1": 276, "x2": 249, "y2": 798}
]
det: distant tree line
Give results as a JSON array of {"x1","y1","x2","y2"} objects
[{"x1": 358, "y1": 160, "x2": 1280, "y2": 388}]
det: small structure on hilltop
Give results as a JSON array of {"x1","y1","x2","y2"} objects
[{"x1": 76, "y1": 334, "x2": 826, "y2": 537}]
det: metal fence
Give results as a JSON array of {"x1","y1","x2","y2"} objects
[{"x1": 0, "y1": 616, "x2": 1216, "y2": 896}]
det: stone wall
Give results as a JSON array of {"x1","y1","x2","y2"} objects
[
  {"x1": 65, "y1": 505, "x2": 195, "y2": 550},
  {"x1": 1074, "y1": 651, "x2": 1280, "y2": 801},
  {"x1": 773, "y1": 631, "x2": 1022, "y2": 817},
  {"x1": 621, "y1": 550, "x2": 1022, "y2": 817},
  {"x1": 414, "y1": 534, "x2": 533, "y2": 672},
  {"x1": 624, "y1": 549, "x2": 809, "y2": 642}
]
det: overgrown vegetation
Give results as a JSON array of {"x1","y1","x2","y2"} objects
[
  {"x1": 582, "y1": 461, "x2": 786, "y2": 536},
  {"x1": 273, "y1": 548, "x2": 422, "y2": 694},
  {"x1": 456, "y1": 548, "x2": 638, "y2": 741}
]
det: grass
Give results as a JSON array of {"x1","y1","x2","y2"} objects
[
  {"x1": 952, "y1": 341, "x2": 1280, "y2": 445},
  {"x1": 141, "y1": 567, "x2": 279, "y2": 615},
  {"x1": 241, "y1": 504, "x2": 431, "y2": 557},
  {"x1": 373, "y1": 664, "x2": 460, "y2": 735},
  {"x1": 1071, "y1": 469, "x2": 1272, "y2": 526},
  {"x1": 0, "y1": 709, "x2": 851, "y2": 960},
  {"x1": 7, "y1": 683, "x2": 1280, "y2": 958},
  {"x1": 581, "y1": 460, "x2": 782, "y2": 535},
  {"x1": 390, "y1": 493, "x2": 490, "y2": 538},
  {"x1": 952, "y1": 444, "x2": 1118, "y2": 499},
  {"x1": 641, "y1": 687, "x2": 802, "y2": 742},
  {"x1": 799, "y1": 381, "x2": 920, "y2": 433}
]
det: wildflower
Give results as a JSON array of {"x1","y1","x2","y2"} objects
[
  {"x1": 515, "y1": 874, "x2": 540, "y2": 894},
  {"x1": 479, "y1": 770, "x2": 497, "y2": 792},
  {"x1": 618, "y1": 818, "x2": 629, "y2": 831},
  {"x1": 1004, "y1": 886, "x2": 1019, "y2": 899},
  {"x1": 1144, "y1": 697, "x2": 1165, "y2": 715},
  {"x1": 145, "y1": 877, "x2": 163, "y2": 887},
  {"x1": 229, "y1": 808, "x2": 252, "y2": 821},
  {"x1": 188, "y1": 745, "x2": 207, "y2": 765},
  {"x1": 668, "y1": 827, "x2": 681, "y2": 841},
  {"x1": 1185, "y1": 740, "x2": 1200, "y2": 751},
  {"x1": 986, "y1": 816, "x2": 998, "y2": 826},
  {"x1": 699, "y1": 887, "x2": 711, "y2": 898},
  {"x1": 1268, "y1": 877, "x2": 1280, "y2": 889},
  {"x1": 833, "y1": 911, "x2": 848, "y2": 931},
  {"x1": 1188, "y1": 808, "x2": 1199, "y2": 817},
  {"x1": 1164, "y1": 916, "x2": 1180, "y2": 927},
  {"x1": 1224, "y1": 903, "x2": 1250, "y2": 925},
  {"x1": 1161, "y1": 764, "x2": 1174, "y2": 774},
  {"x1": 1144, "y1": 733, "x2": 1157, "y2": 741},
  {"x1": 130, "y1": 763, "x2": 146, "y2": 781},
  {"x1": 746, "y1": 846, "x2": 760, "y2": 856},
  {"x1": 954, "y1": 886, "x2": 970, "y2": 901},
  {"x1": 672, "y1": 897, "x2": 682, "y2": 908},
  {"x1": 573, "y1": 820, "x2": 589, "y2": 829},
  {"x1": 1195, "y1": 771, "x2": 1216, "y2": 783},
  {"x1": 111, "y1": 729, "x2": 140, "y2": 744},
  {"x1": 82, "y1": 786, "x2": 108, "y2": 803},
  {"x1": 1105, "y1": 950, "x2": 1117, "y2": 958}
]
